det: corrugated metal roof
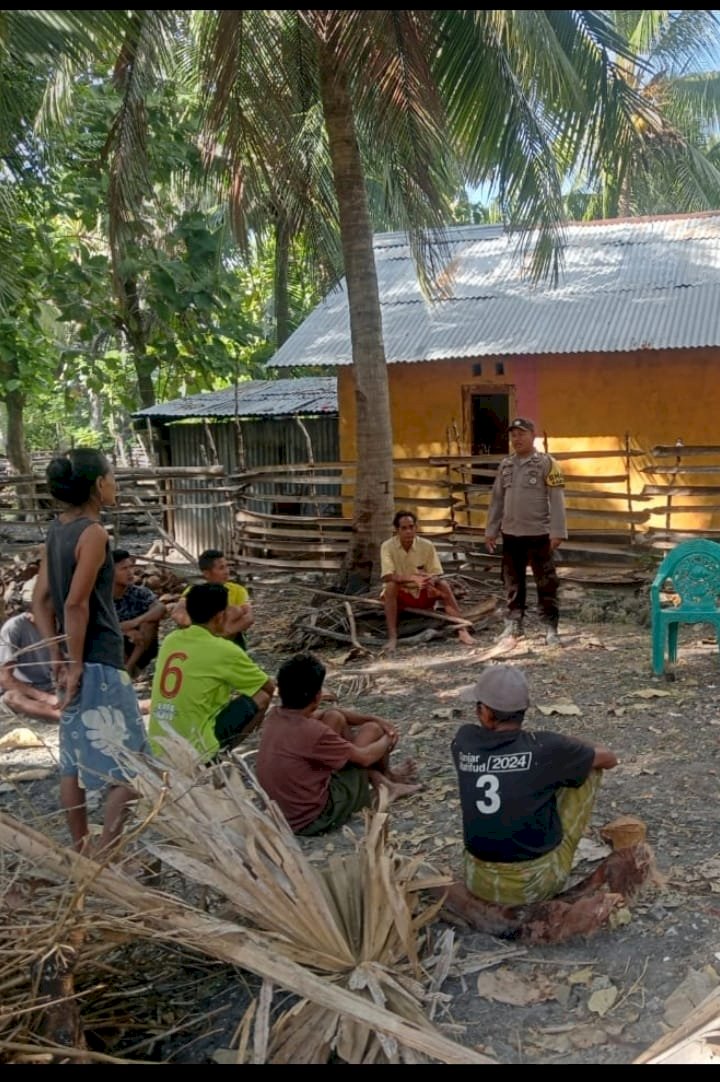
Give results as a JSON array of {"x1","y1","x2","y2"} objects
[
  {"x1": 133, "y1": 376, "x2": 337, "y2": 421},
  {"x1": 268, "y1": 214, "x2": 720, "y2": 366}
]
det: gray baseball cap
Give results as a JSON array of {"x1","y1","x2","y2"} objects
[{"x1": 458, "y1": 664, "x2": 530, "y2": 712}]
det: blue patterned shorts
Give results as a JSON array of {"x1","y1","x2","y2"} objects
[{"x1": 59, "y1": 663, "x2": 147, "y2": 792}]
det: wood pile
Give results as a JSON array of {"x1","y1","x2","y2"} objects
[
  {"x1": 283, "y1": 579, "x2": 499, "y2": 655},
  {"x1": 0, "y1": 735, "x2": 491, "y2": 1064}
]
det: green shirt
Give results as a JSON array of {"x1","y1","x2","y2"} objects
[{"x1": 149, "y1": 624, "x2": 269, "y2": 759}]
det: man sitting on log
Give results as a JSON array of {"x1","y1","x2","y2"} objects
[
  {"x1": 256, "y1": 652, "x2": 421, "y2": 836},
  {"x1": 380, "y1": 510, "x2": 474, "y2": 652},
  {"x1": 439, "y1": 664, "x2": 657, "y2": 941},
  {"x1": 452, "y1": 664, "x2": 617, "y2": 908},
  {"x1": 149, "y1": 583, "x2": 274, "y2": 763},
  {"x1": 171, "y1": 548, "x2": 253, "y2": 650}
]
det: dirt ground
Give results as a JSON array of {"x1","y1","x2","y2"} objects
[{"x1": 2, "y1": 571, "x2": 720, "y2": 1064}]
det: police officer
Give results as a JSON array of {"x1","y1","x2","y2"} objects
[{"x1": 485, "y1": 417, "x2": 567, "y2": 645}]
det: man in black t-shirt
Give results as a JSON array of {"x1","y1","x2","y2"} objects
[{"x1": 451, "y1": 665, "x2": 617, "y2": 907}]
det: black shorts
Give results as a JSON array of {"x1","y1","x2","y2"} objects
[{"x1": 214, "y1": 694, "x2": 259, "y2": 749}]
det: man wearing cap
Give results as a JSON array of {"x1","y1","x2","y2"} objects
[
  {"x1": 451, "y1": 664, "x2": 617, "y2": 907},
  {"x1": 485, "y1": 418, "x2": 567, "y2": 646}
]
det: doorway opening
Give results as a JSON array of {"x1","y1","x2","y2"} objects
[{"x1": 466, "y1": 390, "x2": 510, "y2": 485}]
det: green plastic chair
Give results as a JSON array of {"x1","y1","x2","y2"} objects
[{"x1": 650, "y1": 538, "x2": 720, "y2": 675}]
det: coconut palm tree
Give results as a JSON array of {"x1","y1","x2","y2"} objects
[
  {"x1": 190, "y1": 9, "x2": 660, "y2": 574},
  {"x1": 566, "y1": 10, "x2": 720, "y2": 218}
]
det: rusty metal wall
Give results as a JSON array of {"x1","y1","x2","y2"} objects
[{"x1": 167, "y1": 416, "x2": 339, "y2": 556}]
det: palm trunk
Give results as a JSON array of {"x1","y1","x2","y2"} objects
[
  {"x1": 123, "y1": 276, "x2": 155, "y2": 409},
  {"x1": 274, "y1": 214, "x2": 291, "y2": 348},
  {"x1": 317, "y1": 46, "x2": 394, "y2": 585},
  {"x1": 2, "y1": 369, "x2": 34, "y2": 512}
]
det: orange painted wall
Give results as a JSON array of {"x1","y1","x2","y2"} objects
[
  {"x1": 338, "y1": 347, "x2": 720, "y2": 532},
  {"x1": 340, "y1": 348, "x2": 720, "y2": 456}
]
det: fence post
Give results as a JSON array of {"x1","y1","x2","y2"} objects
[{"x1": 625, "y1": 432, "x2": 635, "y2": 547}]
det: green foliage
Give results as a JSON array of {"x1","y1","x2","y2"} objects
[{"x1": 0, "y1": 68, "x2": 323, "y2": 451}]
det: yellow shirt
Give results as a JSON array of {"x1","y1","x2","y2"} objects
[
  {"x1": 183, "y1": 581, "x2": 249, "y2": 607},
  {"x1": 380, "y1": 535, "x2": 443, "y2": 597}
]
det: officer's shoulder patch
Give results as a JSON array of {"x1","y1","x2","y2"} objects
[{"x1": 545, "y1": 455, "x2": 565, "y2": 487}]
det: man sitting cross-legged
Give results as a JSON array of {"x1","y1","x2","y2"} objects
[
  {"x1": 0, "y1": 609, "x2": 60, "y2": 722},
  {"x1": 148, "y1": 583, "x2": 274, "y2": 763},
  {"x1": 256, "y1": 652, "x2": 421, "y2": 836}
]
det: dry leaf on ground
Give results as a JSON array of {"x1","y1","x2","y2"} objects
[
  {"x1": 588, "y1": 986, "x2": 618, "y2": 1016},
  {"x1": 0, "y1": 727, "x2": 44, "y2": 751},
  {"x1": 537, "y1": 703, "x2": 582, "y2": 717},
  {"x1": 476, "y1": 967, "x2": 556, "y2": 1006},
  {"x1": 632, "y1": 689, "x2": 672, "y2": 699}
]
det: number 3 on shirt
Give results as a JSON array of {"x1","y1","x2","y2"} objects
[
  {"x1": 475, "y1": 773, "x2": 501, "y2": 814},
  {"x1": 159, "y1": 651, "x2": 188, "y2": 699}
]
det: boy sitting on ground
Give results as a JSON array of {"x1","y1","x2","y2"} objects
[
  {"x1": 256, "y1": 652, "x2": 421, "y2": 836},
  {"x1": 112, "y1": 549, "x2": 167, "y2": 678},
  {"x1": 149, "y1": 583, "x2": 274, "y2": 763}
]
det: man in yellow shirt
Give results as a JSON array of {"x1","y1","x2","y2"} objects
[
  {"x1": 380, "y1": 511, "x2": 474, "y2": 652},
  {"x1": 149, "y1": 583, "x2": 275, "y2": 762},
  {"x1": 171, "y1": 548, "x2": 253, "y2": 649}
]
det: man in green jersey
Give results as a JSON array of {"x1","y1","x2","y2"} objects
[{"x1": 149, "y1": 583, "x2": 275, "y2": 762}]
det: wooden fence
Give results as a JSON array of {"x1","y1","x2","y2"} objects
[{"x1": 4, "y1": 441, "x2": 720, "y2": 579}]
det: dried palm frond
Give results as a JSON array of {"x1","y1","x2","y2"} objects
[{"x1": 0, "y1": 734, "x2": 492, "y2": 1064}]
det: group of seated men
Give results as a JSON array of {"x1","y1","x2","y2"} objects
[
  {"x1": 146, "y1": 575, "x2": 618, "y2": 910},
  {"x1": 0, "y1": 546, "x2": 242, "y2": 720},
  {"x1": 1, "y1": 525, "x2": 621, "y2": 913}
]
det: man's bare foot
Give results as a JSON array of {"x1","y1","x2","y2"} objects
[
  {"x1": 384, "y1": 637, "x2": 397, "y2": 654},
  {"x1": 379, "y1": 778, "x2": 423, "y2": 803},
  {"x1": 387, "y1": 756, "x2": 419, "y2": 782},
  {"x1": 458, "y1": 629, "x2": 475, "y2": 646}
]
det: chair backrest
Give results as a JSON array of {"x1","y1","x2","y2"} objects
[{"x1": 651, "y1": 539, "x2": 720, "y2": 611}]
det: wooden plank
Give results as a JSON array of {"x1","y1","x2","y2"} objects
[
  {"x1": 237, "y1": 524, "x2": 353, "y2": 542},
  {"x1": 640, "y1": 465, "x2": 720, "y2": 475},
  {"x1": 651, "y1": 445, "x2": 720, "y2": 456},
  {"x1": 647, "y1": 504, "x2": 720, "y2": 515},
  {"x1": 642, "y1": 485, "x2": 720, "y2": 496},
  {"x1": 241, "y1": 493, "x2": 458, "y2": 509},
  {"x1": 430, "y1": 449, "x2": 643, "y2": 465},
  {"x1": 235, "y1": 554, "x2": 344, "y2": 571},
  {"x1": 455, "y1": 502, "x2": 649, "y2": 522},
  {"x1": 239, "y1": 538, "x2": 349, "y2": 555},
  {"x1": 237, "y1": 509, "x2": 352, "y2": 527}
]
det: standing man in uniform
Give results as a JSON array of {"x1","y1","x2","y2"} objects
[
  {"x1": 381, "y1": 510, "x2": 474, "y2": 651},
  {"x1": 485, "y1": 418, "x2": 567, "y2": 646}
]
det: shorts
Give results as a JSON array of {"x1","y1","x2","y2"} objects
[
  {"x1": 396, "y1": 586, "x2": 436, "y2": 612},
  {"x1": 214, "y1": 693, "x2": 259, "y2": 749},
  {"x1": 297, "y1": 764, "x2": 371, "y2": 836},
  {"x1": 59, "y1": 663, "x2": 147, "y2": 792}
]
